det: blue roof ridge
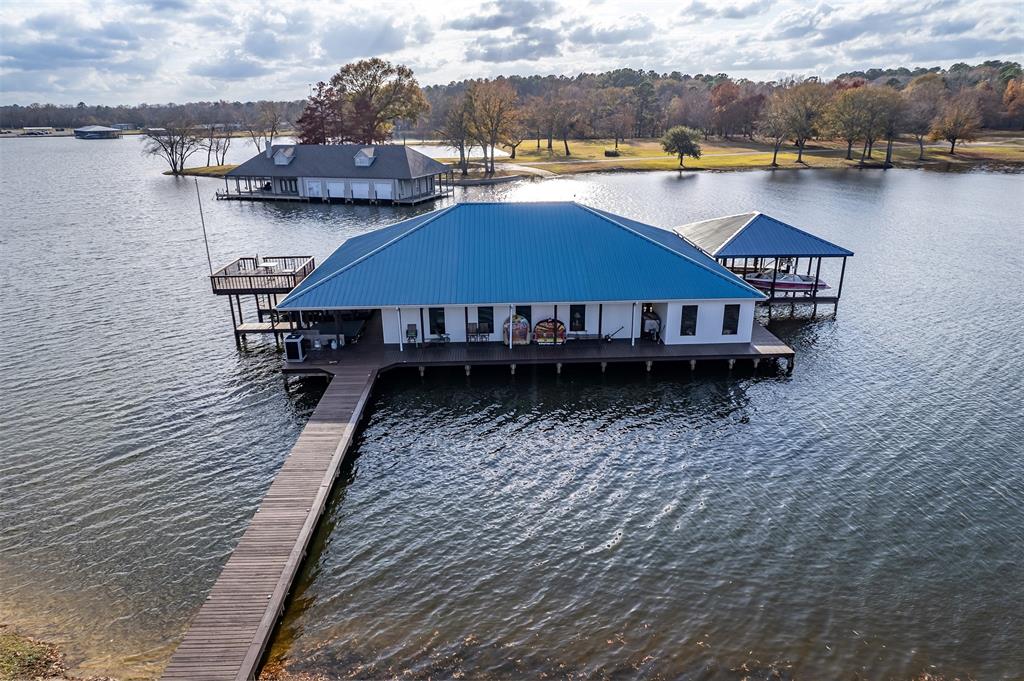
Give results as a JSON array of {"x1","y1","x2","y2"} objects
[
  {"x1": 576, "y1": 204, "x2": 765, "y2": 299},
  {"x1": 280, "y1": 204, "x2": 460, "y2": 307},
  {"x1": 708, "y1": 211, "x2": 761, "y2": 255},
  {"x1": 752, "y1": 213, "x2": 854, "y2": 256}
]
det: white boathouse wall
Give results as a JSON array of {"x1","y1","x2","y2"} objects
[{"x1": 380, "y1": 300, "x2": 755, "y2": 346}]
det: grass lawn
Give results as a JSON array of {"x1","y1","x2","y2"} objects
[
  {"x1": 0, "y1": 628, "x2": 66, "y2": 680},
  {"x1": 168, "y1": 164, "x2": 239, "y2": 177},
  {"x1": 499, "y1": 135, "x2": 1024, "y2": 175}
]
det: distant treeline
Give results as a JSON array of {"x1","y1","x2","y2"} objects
[
  {"x1": 0, "y1": 99, "x2": 306, "y2": 131},
  {"x1": 416, "y1": 60, "x2": 1023, "y2": 140},
  {"x1": 1, "y1": 60, "x2": 1020, "y2": 136}
]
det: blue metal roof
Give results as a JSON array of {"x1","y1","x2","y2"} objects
[
  {"x1": 278, "y1": 202, "x2": 764, "y2": 310},
  {"x1": 676, "y1": 212, "x2": 854, "y2": 258}
]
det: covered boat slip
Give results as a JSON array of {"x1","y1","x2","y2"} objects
[{"x1": 674, "y1": 212, "x2": 854, "y2": 310}]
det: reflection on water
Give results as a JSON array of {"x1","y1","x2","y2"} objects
[{"x1": 0, "y1": 137, "x2": 1021, "y2": 679}]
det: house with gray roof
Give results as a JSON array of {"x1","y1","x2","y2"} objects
[{"x1": 221, "y1": 143, "x2": 454, "y2": 205}]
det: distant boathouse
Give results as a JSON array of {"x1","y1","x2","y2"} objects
[{"x1": 219, "y1": 143, "x2": 455, "y2": 205}]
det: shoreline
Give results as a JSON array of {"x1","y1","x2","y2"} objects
[{"x1": 173, "y1": 156, "x2": 1024, "y2": 183}]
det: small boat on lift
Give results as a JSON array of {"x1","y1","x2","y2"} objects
[{"x1": 744, "y1": 269, "x2": 830, "y2": 293}]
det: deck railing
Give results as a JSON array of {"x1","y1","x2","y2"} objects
[{"x1": 210, "y1": 256, "x2": 315, "y2": 294}]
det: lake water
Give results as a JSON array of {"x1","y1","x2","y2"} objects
[{"x1": 0, "y1": 136, "x2": 1021, "y2": 680}]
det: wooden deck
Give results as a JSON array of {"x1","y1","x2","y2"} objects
[
  {"x1": 163, "y1": 317, "x2": 793, "y2": 679},
  {"x1": 286, "y1": 322, "x2": 794, "y2": 376},
  {"x1": 161, "y1": 362, "x2": 378, "y2": 680},
  {"x1": 235, "y1": 321, "x2": 300, "y2": 334}
]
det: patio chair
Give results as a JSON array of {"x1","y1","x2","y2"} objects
[{"x1": 406, "y1": 324, "x2": 419, "y2": 346}]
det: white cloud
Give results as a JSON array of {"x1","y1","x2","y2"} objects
[{"x1": 0, "y1": 0, "x2": 1018, "y2": 104}]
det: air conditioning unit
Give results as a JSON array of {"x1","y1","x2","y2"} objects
[{"x1": 284, "y1": 333, "x2": 305, "y2": 362}]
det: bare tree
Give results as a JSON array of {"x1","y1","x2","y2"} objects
[
  {"x1": 904, "y1": 74, "x2": 947, "y2": 159},
  {"x1": 504, "y1": 118, "x2": 528, "y2": 159},
  {"x1": 201, "y1": 125, "x2": 232, "y2": 166},
  {"x1": 549, "y1": 87, "x2": 580, "y2": 156},
  {"x1": 467, "y1": 80, "x2": 518, "y2": 173},
  {"x1": 878, "y1": 88, "x2": 905, "y2": 167},
  {"x1": 600, "y1": 87, "x2": 635, "y2": 149},
  {"x1": 143, "y1": 122, "x2": 203, "y2": 174},
  {"x1": 436, "y1": 94, "x2": 472, "y2": 175},
  {"x1": 930, "y1": 92, "x2": 981, "y2": 153},
  {"x1": 243, "y1": 102, "x2": 286, "y2": 153},
  {"x1": 757, "y1": 95, "x2": 790, "y2": 166}
]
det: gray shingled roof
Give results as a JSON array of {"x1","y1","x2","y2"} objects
[{"x1": 226, "y1": 144, "x2": 450, "y2": 180}]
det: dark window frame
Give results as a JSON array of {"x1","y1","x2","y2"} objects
[
  {"x1": 569, "y1": 304, "x2": 586, "y2": 332},
  {"x1": 428, "y1": 307, "x2": 446, "y2": 335},
  {"x1": 722, "y1": 304, "x2": 740, "y2": 336},
  {"x1": 680, "y1": 304, "x2": 698, "y2": 336},
  {"x1": 477, "y1": 306, "x2": 494, "y2": 333}
]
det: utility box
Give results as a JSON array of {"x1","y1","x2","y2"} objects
[{"x1": 284, "y1": 334, "x2": 305, "y2": 362}]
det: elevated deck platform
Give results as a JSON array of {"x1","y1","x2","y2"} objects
[
  {"x1": 214, "y1": 189, "x2": 452, "y2": 205},
  {"x1": 285, "y1": 323, "x2": 794, "y2": 376}
]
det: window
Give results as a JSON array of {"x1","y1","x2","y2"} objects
[
  {"x1": 477, "y1": 306, "x2": 494, "y2": 333},
  {"x1": 569, "y1": 305, "x2": 586, "y2": 332},
  {"x1": 722, "y1": 304, "x2": 740, "y2": 335},
  {"x1": 680, "y1": 305, "x2": 698, "y2": 336},
  {"x1": 280, "y1": 178, "x2": 297, "y2": 194},
  {"x1": 429, "y1": 307, "x2": 446, "y2": 335},
  {"x1": 516, "y1": 305, "x2": 531, "y2": 324}
]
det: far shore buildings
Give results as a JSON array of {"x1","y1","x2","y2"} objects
[
  {"x1": 221, "y1": 143, "x2": 455, "y2": 205},
  {"x1": 73, "y1": 125, "x2": 122, "y2": 139}
]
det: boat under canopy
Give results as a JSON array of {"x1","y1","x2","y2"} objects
[{"x1": 744, "y1": 270, "x2": 830, "y2": 292}]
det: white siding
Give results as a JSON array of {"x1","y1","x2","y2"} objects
[
  {"x1": 380, "y1": 299, "x2": 755, "y2": 346},
  {"x1": 599, "y1": 303, "x2": 635, "y2": 340},
  {"x1": 660, "y1": 300, "x2": 755, "y2": 344}
]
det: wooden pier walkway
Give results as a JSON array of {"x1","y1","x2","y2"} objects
[
  {"x1": 161, "y1": 361, "x2": 378, "y2": 680},
  {"x1": 163, "y1": 316, "x2": 794, "y2": 679}
]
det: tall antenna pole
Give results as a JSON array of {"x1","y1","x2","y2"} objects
[{"x1": 195, "y1": 178, "x2": 214, "y2": 276}]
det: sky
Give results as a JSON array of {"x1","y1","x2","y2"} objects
[{"x1": 0, "y1": 0, "x2": 1020, "y2": 105}]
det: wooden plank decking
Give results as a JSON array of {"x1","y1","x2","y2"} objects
[
  {"x1": 161, "y1": 362, "x2": 379, "y2": 680},
  {"x1": 287, "y1": 322, "x2": 794, "y2": 376}
]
